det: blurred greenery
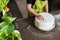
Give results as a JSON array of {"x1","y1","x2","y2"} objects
[{"x1": 0, "y1": 0, "x2": 9, "y2": 12}]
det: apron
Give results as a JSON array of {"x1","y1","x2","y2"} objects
[{"x1": 28, "y1": 0, "x2": 48, "y2": 17}]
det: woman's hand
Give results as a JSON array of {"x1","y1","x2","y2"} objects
[{"x1": 36, "y1": 15, "x2": 44, "y2": 20}]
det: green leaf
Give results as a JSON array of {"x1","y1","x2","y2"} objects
[
  {"x1": 12, "y1": 30, "x2": 22, "y2": 40},
  {"x1": 2, "y1": 10, "x2": 16, "y2": 23},
  {"x1": 0, "y1": 37, "x2": 4, "y2": 40},
  {"x1": 0, "y1": 21, "x2": 14, "y2": 38},
  {"x1": 0, "y1": 10, "x2": 16, "y2": 39},
  {"x1": 0, "y1": 0, "x2": 9, "y2": 12}
]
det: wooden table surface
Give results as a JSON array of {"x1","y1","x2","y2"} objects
[{"x1": 16, "y1": 10, "x2": 60, "y2": 40}]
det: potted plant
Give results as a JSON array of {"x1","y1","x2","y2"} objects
[{"x1": 0, "y1": 0, "x2": 22, "y2": 40}]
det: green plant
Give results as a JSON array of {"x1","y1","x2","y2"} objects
[{"x1": 0, "y1": 0, "x2": 22, "y2": 40}]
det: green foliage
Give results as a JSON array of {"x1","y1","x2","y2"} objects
[
  {"x1": 0, "y1": 0, "x2": 9, "y2": 12},
  {"x1": 12, "y1": 30, "x2": 22, "y2": 40},
  {"x1": 0, "y1": 10, "x2": 15, "y2": 40},
  {"x1": 0, "y1": 0, "x2": 22, "y2": 40}
]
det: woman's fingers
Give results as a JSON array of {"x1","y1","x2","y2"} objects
[{"x1": 36, "y1": 15, "x2": 44, "y2": 20}]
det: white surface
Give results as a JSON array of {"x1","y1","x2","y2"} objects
[
  {"x1": 55, "y1": 14, "x2": 60, "y2": 25},
  {"x1": 35, "y1": 12, "x2": 55, "y2": 31},
  {"x1": 55, "y1": 14, "x2": 60, "y2": 19}
]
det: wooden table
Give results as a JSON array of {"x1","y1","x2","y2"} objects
[{"x1": 16, "y1": 10, "x2": 60, "y2": 40}]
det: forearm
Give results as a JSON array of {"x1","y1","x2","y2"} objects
[
  {"x1": 26, "y1": 4, "x2": 39, "y2": 16},
  {"x1": 27, "y1": 7, "x2": 44, "y2": 20},
  {"x1": 26, "y1": 4, "x2": 44, "y2": 20},
  {"x1": 45, "y1": 2, "x2": 48, "y2": 13},
  {"x1": 27, "y1": 7, "x2": 39, "y2": 16}
]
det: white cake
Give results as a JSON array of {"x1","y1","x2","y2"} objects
[{"x1": 35, "y1": 12, "x2": 55, "y2": 31}]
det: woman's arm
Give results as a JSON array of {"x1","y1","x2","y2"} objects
[
  {"x1": 45, "y1": 1, "x2": 48, "y2": 13},
  {"x1": 26, "y1": 4, "x2": 44, "y2": 20},
  {"x1": 26, "y1": 4, "x2": 38, "y2": 16}
]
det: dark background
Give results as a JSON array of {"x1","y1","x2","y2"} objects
[
  {"x1": 48, "y1": 0, "x2": 60, "y2": 12},
  {"x1": 9, "y1": 0, "x2": 60, "y2": 13}
]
